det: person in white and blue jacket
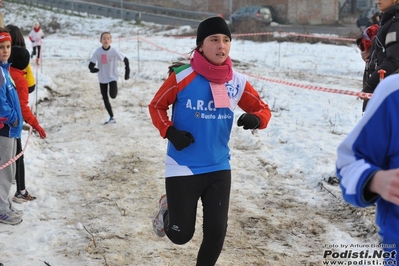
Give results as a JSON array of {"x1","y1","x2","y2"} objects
[
  {"x1": 336, "y1": 73, "x2": 399, "y2": 262},
  {"x1": 149, "y1": 16, "x2": 271, "y2": 266},
  {"x1": 0, "y1": 30, "x2": 23, "y2": 225}
]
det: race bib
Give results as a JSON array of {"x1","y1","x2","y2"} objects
[
  {"x1": 210, "y1": 82, "x2": 230, "y2": 108},
  {"x1": 101, "y1": 54, "x2": 107, "y2": 64}
]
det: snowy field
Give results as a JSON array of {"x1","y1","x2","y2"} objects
[{"x1": 0, "y1": 2, "x2": 381, "y2": 266}]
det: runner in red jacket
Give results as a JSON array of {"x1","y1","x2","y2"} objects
[{"x1": 8, "y1": 45, "x2": 46, "y2": 203}]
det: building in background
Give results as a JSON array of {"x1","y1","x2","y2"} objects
[
  {"x1": 285, "y1": 0, "x2": 340, "y2": 25},
  {"x1": 126, "y1": 0, "x2": 340, "y2": 25}
]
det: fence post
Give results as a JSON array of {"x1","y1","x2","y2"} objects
[
  {"x1": 120, "y1": 0, "x2": 123, "y2": 20},
  {"x1": 137, "y1": 30, "x2": 140, "y2": 76}
]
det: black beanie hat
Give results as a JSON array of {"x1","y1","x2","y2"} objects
[
  {"x1": 196, "y1": 16, "x2": 231, "y2": 45},
  {"x1": 9, "y1": 46, "x2": 30, "y2": 70}
]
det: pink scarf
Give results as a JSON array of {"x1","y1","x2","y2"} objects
[{"x1": 190, "y1": 50, "x2": 233, "y2": 84}]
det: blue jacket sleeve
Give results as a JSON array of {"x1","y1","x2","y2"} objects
[{"x1": 337, "y1": 75, "x2": 399, "y2": 207}]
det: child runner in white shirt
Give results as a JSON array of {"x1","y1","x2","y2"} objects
[{"x1": 88, "y1": 32, "x2": 130, "y2": 124}]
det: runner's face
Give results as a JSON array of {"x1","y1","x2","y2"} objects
[
  {"x1": 101, "y1": 34, "x2": 112, "y2": 49},
  {"x1": 0, "y1": 41, "x2": 11, "y2": 62},
  {"x1": 199, "y1": 34, "x2": 231, "y2": 66}
]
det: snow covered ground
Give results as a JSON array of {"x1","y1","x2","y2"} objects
[{"x1": 0, "y1": 2, "x2": 381, "y2": 266}]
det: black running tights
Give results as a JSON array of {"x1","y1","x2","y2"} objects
[
  {"x1": 32, "y1": 46, "x2": 41, "y2": 59},
  {"x1": 164, "y1": 170, "x2": 231, "y2": 266},
  {"x1": 100, "y1": 81, "x2": 117, "y2": 118},
  {"x1": 15, "y1": 138, "x2": 25, "y2": 192}
]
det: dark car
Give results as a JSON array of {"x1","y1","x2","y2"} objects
[
  {"x1": 356, "y1": 7, "x2": 380, "y2": 28},
  {"x1": 230, "y1": 5, "x2": 275, "y2": 32}
]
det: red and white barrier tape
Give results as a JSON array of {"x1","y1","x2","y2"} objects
[
  {"x1": 0, "y1": 126, "x2": 33, "y2": 170},
  {"x1": 245, "y1": 73, "x2": 372, "y2": 98}
]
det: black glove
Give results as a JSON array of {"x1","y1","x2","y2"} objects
[
  {"x1": 124, "y1": 57, "x2": 130, "y2": 80},
  {"x1": 124, "y1": 69, "x2": 130, "y2": 80},
  {"x1": 88, "y1": 62, "x2": 99, "y2": 73},
  {"x1": 166, "y1": 126, "x2": 195, "y2": 151},
  {"x1": 237, "y1": 113, "x2": 260, "y2": 130}
]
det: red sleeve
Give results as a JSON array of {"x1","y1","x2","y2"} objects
[
  {"x1": 148, "y1": 72, "x2": 180, "y2": 138},
  {"x1": 237, "y1": 81, "x2": 271, "y2": 129},
  {"x1": 9, "y1": 68, "x2": 39, "y2": 127}
]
